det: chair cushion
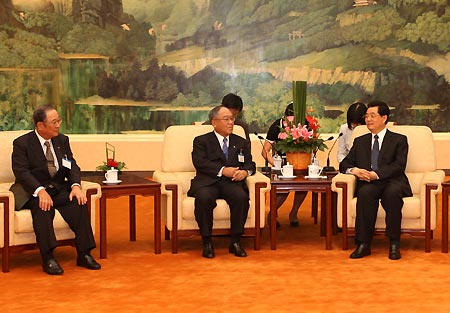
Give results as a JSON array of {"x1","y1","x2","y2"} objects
[
  {"x1": 14, "y1": 209, "x2": 70, "y2": 233},
  {"x1": 182, "y1": 197, "x2": 253, "y2": 221}
]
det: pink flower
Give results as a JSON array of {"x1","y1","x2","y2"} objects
[
  {"x1": 278, "y1": 132, "x2": 288, "y2": 140},
  {"x1": 299, "y1": 126, "x2": 313, "y2": 140},
  {"x1": 287, "y1": 116, "x2": 294, "y2": 122}
]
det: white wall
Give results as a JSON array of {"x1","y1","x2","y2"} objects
[{"x1": 69, "y1": 132, "x2": 450, "y2": 172}]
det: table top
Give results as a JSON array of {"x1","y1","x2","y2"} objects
[
  {"x1": 82, "y1": 173, "x2": 160, "y2": 190},
  {"x1": 270, "y1": 172, "x2": 336, "y2": 186}
]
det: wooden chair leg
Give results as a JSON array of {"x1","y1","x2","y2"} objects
[
  {"x1": 165, "y1": 227, "x2": 170, "y2": 240},
  {"x1": 2, "y1": 246, "x2": 9, "y2": 273}
]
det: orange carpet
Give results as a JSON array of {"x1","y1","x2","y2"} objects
[{"x1": 1, "y1": 193, "x2": 450, "y2": 313}]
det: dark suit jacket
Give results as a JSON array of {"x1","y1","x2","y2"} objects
[
  {"x1": 339, "y1": 129, "x2": 412, "y2": 197},
  {"x1": 187, "y1": 131, "x2": 256, "y2": 197},
  {"x1": 10, "y1": 131, "x2": 82, "y2": 210}
]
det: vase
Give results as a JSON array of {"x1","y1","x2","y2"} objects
[{"x1": 285, "y1": 152, "x2": 311, "y2": 175}]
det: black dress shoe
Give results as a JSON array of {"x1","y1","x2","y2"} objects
[
  {"x1": 349, "y1": 243, "x2": 371, "y2": 259},
  {"x1": 202, "y1": 242, "x2": 215, "y2": 258},
  {"x1": 389, "y1": 243, "x2": 401, "y2": 260},
  {"x1": 43, "y1": 258, "x2": 64, "y2": 275},
  {"x1": 229, "y1": 242, "x2": 247, "y2": 257},
  {"x1": 77, "y1": 254, "x2": 101, "y2": 270},
  {"x1": 290, "y1": 221, "x2": 299, "y2": 227}
]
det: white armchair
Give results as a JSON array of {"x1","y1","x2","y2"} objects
[
  {"x1": 153, "y1": 125, "x2": 271, "y2": 253},
  {"x1": 332, "y1": 125, "x2": 445, "y2": 252},
  {"x1": 0, "y1": 130, "x2": 102, "y2": 272}
]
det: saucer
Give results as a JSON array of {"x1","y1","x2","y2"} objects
[
  {"x1": 279, "y1": 175, "x2": 296, "y2": 179},
  {"x1": 102, "y1": 180, "x2": 122, "y2": 184},
  {"x1": 305, "y1": 175, "x2": 327, "y2": 179}
]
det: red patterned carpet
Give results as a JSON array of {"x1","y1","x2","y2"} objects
[{"x1": 1, "y1": 193, "x2": 450, "y2": 313}]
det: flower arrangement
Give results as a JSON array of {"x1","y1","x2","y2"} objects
[
  {"x1": 96, "y1": 142, "x2": 126, "y2": 171},
  {"x1": 274, "y1": 115, "x2": 328, "y2": 155}
]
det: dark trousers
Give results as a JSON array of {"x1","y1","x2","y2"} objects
[
  {"x1": 355, "y1": 180, "x2": 404, "y2": 244},
  {"x1": 20, "y1": 188, "x2": 96, "y2": 259},
  {"x1": 193, "y1": 178, "x2": 249, "y2": 239}
]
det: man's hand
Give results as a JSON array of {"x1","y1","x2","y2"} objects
[
  {"x1": 69, "y1": 185, "x2": 87, "y2": 205},
  {"x1": 38, "y1": 189, "x2": 53, "y2": 211},
  {"x1": 231, "y1": 169, "x2": 248, "y2": 181},
  {"x1": 222, "y1": 167, "x2": 247, "y2": 181},
  {"x1": 352, "y1": 167, "x2": 378, "y2": 182}
]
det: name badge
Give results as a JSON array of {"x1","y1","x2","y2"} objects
[
  {"x1": 238, "y1": 149, "x2": 245, "y2": 163},
  {"x1": 62, "y1": 157, "x2": 72, "y2": 169}
]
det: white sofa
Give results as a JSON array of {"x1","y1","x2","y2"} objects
[
  {"x1": 153, "y1": 125, "x2": 271, "y2": 253},
  {"x1": 331, "y1": 125, "x2": 445, "y2": 252},
  {"x1": 0, "y1": 130, "x2": 102, "y2": 272}
]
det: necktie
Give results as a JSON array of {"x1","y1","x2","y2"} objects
[
  {"x1": 222, "y1": 137, "x2": 228, "y2": 159},
  {"x1": 44, "y1": 141, "x2": 57, "y2": 177},
  {"x1": 371, "y1": 134, "x2": 379, "y2": 171}
]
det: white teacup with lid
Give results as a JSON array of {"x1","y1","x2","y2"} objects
[
  {"x1": 281, "y1": 163, "x2": 294, "y2": 177},
  {"x1": 273, "y1": 155, "x2": 283, "y2": 169},
  {"x1": 105, "y1": 168, "x2": 119, "y2": 182}
]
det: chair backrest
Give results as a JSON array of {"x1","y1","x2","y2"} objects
[
  {"x1": 351, "y1": 125, "x2": 437, "y2": 194},
  {"x1": 0, "y1": 130, "x2": 29, "y2": 184},
  {"x1": 161, "y1": 124, "x2": 246, "y2": 173},
  {"x1": 351, "y1": 125, "x2": 437, "y2": 173}
]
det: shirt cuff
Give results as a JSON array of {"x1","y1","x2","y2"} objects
[{"x1": 33, "y1": 186, "x2": 45, "y2": 197}]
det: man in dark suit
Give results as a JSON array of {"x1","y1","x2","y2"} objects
[
  {"x1": 340, "y1": 101, "x2": 412, "y2": 260},
  {"x1": 10, "y1": 105, "x2": 101, "y2": 275},
  {"x1": 188, "y1": 106, "x2": 256, "y2": 258}
]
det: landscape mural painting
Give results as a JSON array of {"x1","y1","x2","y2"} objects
[{"x1": 0, "y1": 0, "x2": 449, "y2": 134}]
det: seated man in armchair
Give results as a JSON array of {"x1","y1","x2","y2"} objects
[{"x1": 188, "y1": 106, "x2": 256, "y2": 258}]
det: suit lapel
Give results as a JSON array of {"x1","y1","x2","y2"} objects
[
  {"x1": 29, "y1": 132, "x2": 47, "y2": 164},
  {"x1": 51, "y1": 135, "x2": 64, "y2": 165}
]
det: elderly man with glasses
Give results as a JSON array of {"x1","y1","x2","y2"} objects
[
  {"x1": 188, "y1": 106, "x2": 256, "y2": 258},
  {"x1": 10, "y1": 105, "x2": 100, "y2": 275}
]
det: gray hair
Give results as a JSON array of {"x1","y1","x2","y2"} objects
[{"x1": 208, "y1": 106, "x2": 222, "y2": 122}]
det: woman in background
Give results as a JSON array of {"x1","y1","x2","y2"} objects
[
  {"x1": 261, "y1": 102, "x2": 307, "y2": 228},
  {"x1": 337, "y1": 102, "x2": 367, "y2": 163}
]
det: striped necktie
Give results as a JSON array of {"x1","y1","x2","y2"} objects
[
  {"x1": 44, "y1": 141, "x2": 57, "y2": 177},
  {"x1": 222, "y1": 137, "x2": 228, "y2": 159}
]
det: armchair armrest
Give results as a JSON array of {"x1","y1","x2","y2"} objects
[{"x1": 421, "y1": 170, "x2": 445, "y2": 195}]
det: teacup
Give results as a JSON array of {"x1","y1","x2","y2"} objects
[
  {"x1": 281, "y1": 164, "x2": 294, "y2": 177},
  {"x1": 105, "y1": 168, "x2": 119, "y2": 182},
  {"x1": 308, "y1": 164, "x2": 322, "y2": 178},
  {"x1": 273, "y1": 155, "x2": 282, "y2": 169}
]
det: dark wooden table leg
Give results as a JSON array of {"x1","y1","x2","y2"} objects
[
  {"x1": 154, "y1": 190, "x2": 161, "y2": 254},
  {"x1": 270, "y1": 186, "x2": 277, "y2": 250},
  {"x1": 326, "y1": 187, "x2": 332, "y2": 250},
  {"x1": 442, "y1": 186, "x2": 448, "y2": 253},
  {"x1": 100, "y1": 196, "x2": 107, "y2": 259},
  {"x1": 129, "y1": 195, "x2": 136, "y2": 241}
]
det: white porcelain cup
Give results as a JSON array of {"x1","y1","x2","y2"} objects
[
  {"x1": 105, "y1": 168, "x2": 119, "y2": 182},
  {"x1": 273, "y1": 155, "x2": 283, "y2": 169},
  {"x1": 308, "y1": 164, "x2": 322, "y2": 178},
  {"x1": 281, "y1": 164, "x2": 294, "y2": 177}
]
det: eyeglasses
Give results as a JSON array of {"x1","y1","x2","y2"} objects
[
  {"x1": 364, "y1": 113, "x2": 380, "y2": 119},
  {"x1": 214, "y1": 116, "x2": 236, "y2": 122},
  {"x1": 45, "y1": 118, "x2": 62, "y2": 126}
]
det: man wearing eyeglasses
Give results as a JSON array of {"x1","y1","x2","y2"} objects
[
  {"x1": 188, "y1": 106, "x2": 256, "y2": 258},
  {"x1": 340, "y1": 101, "x2": 412, "y2": 260},
  {"x1": 10, "y1": 105, "x2": 100, "y2": 275}
]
